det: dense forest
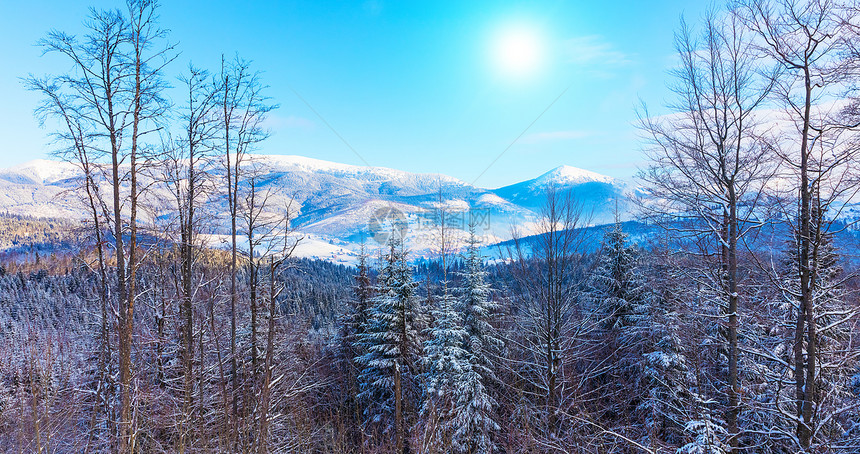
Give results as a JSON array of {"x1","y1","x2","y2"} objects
[{"x1": 4, "y1": 0, "x2": 860, "y2": 453}]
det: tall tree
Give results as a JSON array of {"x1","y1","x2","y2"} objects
[
  {"x1": 28, "y1": 70, "x2": 113, "y2": 443},
  {"x1": 238, "y1": 163, "x2": 293, "y2": 449},
  {"x1": 638, "y1": 9, "x2": 774, "y2": 450},
  {"x1": 160, "y1": 64, "x2": 218, "y2": 450},
  {"x1": 506, "y1": 187, "x2": 591, "y2": 449},
  {"x1": 28, "y1": 1, "x2": 173, "y2": 450},
  {"x1": 217, "y1": 55, "x2": 275, "y2": 443},
  {"x1": 356, "y1": 233, "x2": 421, "y2": 453},
  {"x1": 254, "y1": 204, "x2": 300, "y2": 454},
  {"x1": 588, "y1": 221, "x2": 648, "y2": 332},
  {"x1": 422, "y1": 286, "x2": 469, "y2": 452},
  {"x1": 453, "y1": 222, "x2": 501, "y2": 454},
  {"x1": 738, "y1": 0, "x2": 860, "y2": 449},
  {"x1": 343, "y1": 241, "x2": 374, "y2": 447}
]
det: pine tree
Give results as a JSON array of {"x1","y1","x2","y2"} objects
[
  {"x1": 638, "y1": 292, "x2": 690, "y2": 446},
  {"x1": 451, "y1": 364, "x2": 497, "y2": 454},
  {"x1": 456, "y1": 225, "x2": 502, "y2": 379},
  {"x1": 356, "y1": 233, "x2": 421, "y2": 451},
  {"x1": 450, "y1": 224, "x2": 501, "y2": 453},
  {"x1": 587, "y1": 222, "x2": 650, "y2": 418},
  {"x1": 589, "y1": 222, "x2": 692, "y2": 446},
  {"x1": 637, "y1": 235, "x2": 691, "y2": 447},
  {"x1": 422, "y1": 290, "x2": 469, "y2": 451},
  {"x1": 346, "y1": 242, "x2": 374, "y2": 362},
  {"x1": 589, "y1": 221, "x2": 647, "y2": 332},
  {"x1": 678, "y1": 416, "x2": 729, "y2": 454}
]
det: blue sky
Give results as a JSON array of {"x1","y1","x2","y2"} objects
[{"x1": 0, "y1": 0, "x2": 708, "y2": 188}]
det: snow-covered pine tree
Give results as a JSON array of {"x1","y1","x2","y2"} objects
[
  {"x1": 451, "y1": 223, "x2": 501, "y2": 453},
  {"x1": 586, "y1": 221, "x2": 650, "y2": 422},
  {"x1": 356, "y1": 232, "x2": 421, "y2": 450},
  {"x1": 677, "y1": 417, "x2": 729, "y2": 454},
  {"x1": 353, "y1": 242, "x2": 374, "y2": 336},
  {"x1": 588, "y1": 221, "x2": 647, "y2": 332},
  {"x1": 588, "y1": 221, "x2": 692, "y2": 447},
  {"x1": 637, "y1": 234, "x2": 691, "y2": 447},
  {"x1": 456, "y1": 224, "x2": 503, "y2": 380},
  {"x1": 639, "y1": 292, "x2": 690, "y2": 447},
  {"x1": 345, "y1": 242, "x2": 374, "y2": 365},
  {"x1": 422, "y1": 288, "x2": 468, "y2": 451},
  {"x1": 451, "y1": 364, "x2": 497, "y2": 454}
]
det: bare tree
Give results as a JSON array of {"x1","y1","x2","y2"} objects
[
  {"x1": 638, "y1": 9, "x2": 775, "y2": 451},
  {"x1": 27, "y1": 1, "x2": 173, "y2": 451},
  {"x1": 27, "y1": 74, "x2": 115, "y2": 446},
  {"x1": 504, "y1": 186, "x2": 593, "y2": 450},
  {"x1": 216, "y1": 56, "x2": 275, "y2": 446},
  {"x1": 237, "y1": 161, "x2": 297, "y2": 449},
  {"x1": 737, "y1": 0, "x2": 860, "y2": 450},
  {"x1": 158, "y1": 63, "x2": 218, "y2": 451},
  {"x1": 253, "y1": 201, "x2": 301, "y2": 454}
]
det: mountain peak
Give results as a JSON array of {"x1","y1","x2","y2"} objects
[{"x1": 536, "y1": 165, "x2": 615, "y2": 186}]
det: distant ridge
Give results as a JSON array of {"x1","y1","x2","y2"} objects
[{"x1": 0, "y1": 154, "x2": 630, "y2": 263}]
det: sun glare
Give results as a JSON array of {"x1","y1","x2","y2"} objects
[{"x1": 492, "y1": 26, "x2": 545, "y2": 79}]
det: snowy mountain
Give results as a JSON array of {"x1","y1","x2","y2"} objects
[
  {"x1": 0, "y1": 155, "x2": 629, "y2": 263},
  {"x1": 493, "y1": 165, "x2": 626, "y2": 219}
]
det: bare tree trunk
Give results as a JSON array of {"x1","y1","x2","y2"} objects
[
  {"x1": 795, "y1": 72, "x2": 814, "y2": 450},
  {"x1": 220, "y1": 58, "x2": 241, "y2": 447},
  {"x1": 395, "y1": 363, "x2": 404, "y2": 454},
  {"x1": 209, "y1": 294, "x2": 232, "y2": 450}
]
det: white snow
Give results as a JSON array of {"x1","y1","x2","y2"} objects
[
  {"x1": 4, "y1": 159, "x2": 82, "y2": 185},
  {"x1": 535, "y1": 165, "x2": 616, "y2": 186},
  {"x1": 0, "y1": 154, "x2": 631, "y2": 262}
]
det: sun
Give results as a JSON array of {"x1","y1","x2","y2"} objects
[{"x1": 492, "y1": 26, "x2": 545, "y2": 79}]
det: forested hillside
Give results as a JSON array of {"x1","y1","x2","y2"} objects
[{"x1": 4, "y1": 0, "x2": 860, "y2": 453}]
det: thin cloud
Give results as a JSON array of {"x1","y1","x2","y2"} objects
[{"x1": 565, "y1": 35, "x2": 632, "y2": 66}]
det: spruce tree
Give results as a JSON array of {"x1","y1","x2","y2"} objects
[
  {"x1": 422, "y1": 289, "x2": 469, "y2": 451},
  {"x1": 452, "y1": 224, "x2": 501, "y2": 454},
  {"x1": 342, "y1": 242, "x2": 374, "y2": 443},
  {"x1": 456, "y1": 225, "x2": 502, "y2": 378},
  {"x1": 356, "y1": 233, "x2": 421, "y2": 450},
  {"x1": 590, "y1": 221, "x2": 692, "y2": 445},
  {"x1": 639, "y1": 292, "x2": 690, "y2": 446},
  {"x1": 589, "y1": 221, "x2": 647, "y2": 332}
]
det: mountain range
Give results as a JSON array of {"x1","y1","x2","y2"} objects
[{"x1": 0, "y1": 155, "x2": 630, "y2": 263}]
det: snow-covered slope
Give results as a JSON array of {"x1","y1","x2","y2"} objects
[
  {"x1": 0, "y1": 159, "x2": 81, "y2": 185},
  {"x1": 492, "y1": 165, "x2": 627, "y2": 223},
  {"x1": 0, "y1": 154, "x2": 628, "y2": 261}
]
